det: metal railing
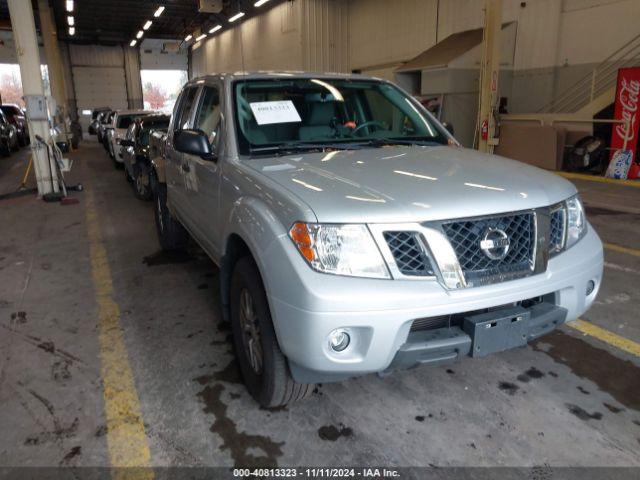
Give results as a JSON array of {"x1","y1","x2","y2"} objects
[{"x1": 537, "y1": 33, "x2": 640, "y2": 113}]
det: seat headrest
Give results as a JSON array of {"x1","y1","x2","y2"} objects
[{"x1": 308, "y1": 102, "x2": 335, "y2": 126}]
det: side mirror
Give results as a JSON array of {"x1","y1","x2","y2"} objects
[
  {"x1": 174, "y1": 129, "x2": 215, "y2": 161},
  {"x1": 442, "y1": 122, "x2": 455, "y2": 136},
  {"x1": 120, "y1": 139, "x2": 134, "y2": 147}
]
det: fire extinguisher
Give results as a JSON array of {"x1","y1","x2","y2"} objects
[{"x1": 481, "y1": 119, "x2": 489, "y2": 141}]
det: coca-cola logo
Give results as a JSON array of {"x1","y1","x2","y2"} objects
[{"x1": 615, "y1": 78, "x2": 640, "y2": 145}]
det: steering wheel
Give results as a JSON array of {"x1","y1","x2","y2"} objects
[{"x1": 350, "y1": 120, "x2": 386, "y2": 137}]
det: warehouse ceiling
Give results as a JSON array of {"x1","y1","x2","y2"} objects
[{"x1": 0, "y1": 0, "x2": 286, "y2": 45}]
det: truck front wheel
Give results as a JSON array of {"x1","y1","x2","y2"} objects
[
  {"x1": 153, "y1": 182, "x2": 188, "y2": 251},
  {"x1": 230, "y1": 256, "x2": 313, "y2": 407}
]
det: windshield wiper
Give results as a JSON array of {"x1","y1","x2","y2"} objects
[
  {"x1": 363, "y1": 138, "x2": 443, "y2": 148},
  {"x1": 249, "y1": 142, "x2": 362, "y2": 156}
]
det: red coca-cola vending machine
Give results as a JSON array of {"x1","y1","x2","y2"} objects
[{"x1": 608, "y1": 67, "x2": 640, "y2": 179}]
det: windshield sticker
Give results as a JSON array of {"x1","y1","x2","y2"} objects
[{"x1": 250, "y1": 100, "x2": 302, "y2": 125}]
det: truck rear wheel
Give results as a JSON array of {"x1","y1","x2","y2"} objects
[
  {"x1": 133, "y1": 163, "x2": 152, "y2": 201},
  {"x1": 153, "y1": 182, "x2": 188, "y2": 251},
  {"x1": 230, "y1": 256, "x2": 313, "y2": 407}
]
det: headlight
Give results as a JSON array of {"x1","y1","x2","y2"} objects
[
  {"x1": 289, "y1": 222, "x2": 390, "y2": 279},
  {"x1": 565, "y1": 195, "x2": 586, "y2": 249}
]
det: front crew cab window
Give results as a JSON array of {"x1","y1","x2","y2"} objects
[
  {"x1": 233, "y1": 77, "x2": 449, "y2": 156},
  {"x1": 194, "y1": 86, "x2": 222, "y2": 149},
  {"x1": 175, "y1": 87, "x2": 199, "y2": 131}
]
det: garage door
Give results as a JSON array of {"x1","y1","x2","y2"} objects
[
  {"x1": 69, "y1": 45, "x2": 130, "y2": 132},
  {"x1": 73, "y1": 66, "x2": 128, "y2": 132}
]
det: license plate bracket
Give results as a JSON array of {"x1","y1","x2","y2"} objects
[{"x1": 463, "y1": 306, "x2": 530, "y2": 357}]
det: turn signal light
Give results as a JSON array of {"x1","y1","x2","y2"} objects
[{"x1": 289, "y1": 222, "x2": 315, "y2": 262}]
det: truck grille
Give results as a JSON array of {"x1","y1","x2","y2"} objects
[
  {"x1": 441, "y1": 212, "x2": 535, "y2": 286},
  {"x1": 549, "y1": 207, "x2": 565, "y2": 254},
  {"x1": 383, "y1": 231, "x2": 434, "y2": 276}
]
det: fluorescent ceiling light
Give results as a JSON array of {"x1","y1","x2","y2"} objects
[
  {"x1": 143, "y1": 20, "x2": 152, "y2": 30},
  {"x1": 67, "y1": 16, "x2": 74, "y2": 26},
  {"x1": 196, "y1": 33, "x2": 207, "y2": 42},
  {"x1": 184, "y1": 34, "x2": 192, "y2": 41},
  {"x1": 153, "y1": 6, "x2": 165, "y2": 17},
  {"x1": 68, "y1": 27, "x2": 75, "y2": 36},
  {"x1": 66, "y1": 0, "x2": 74, "y2": 12},
  {"x1": 254, "y1": 0, "x2": 270, "y2": 6},
  {"x1": 229, "y1": 12, "x2": 245, "y2": 22},
  {"x1": 136, "y1": 30, "x2": 144, "y2": 39},
  {"x1": 209, "y1": 25, "x2": 222, "y2": 34},
  {"x1": 130, "y1": 40, "x2": 137, "y2": 47}
]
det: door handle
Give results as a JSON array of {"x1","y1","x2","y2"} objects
[{"x1": 181, "y1": 163, "x2": 190, "y2": 173}]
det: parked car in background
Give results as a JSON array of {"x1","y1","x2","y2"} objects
[
  {"x1": 106, "y1": 109, "x2": 153, "y2": 165},
  {"x1": 0, "y1": 109, "x2": 18, "y2": 156},
  {"x1": 148, "y1": 129, "x2": 168, "y2": 199},
  {"x1": 121, "y1": 113, "x2": 170, "y2": 199},
  {"x1": 1, "y1": 104, "x2": 29, "y2": 146},
  {"x1": 99, "y1": 110, "x2": 116, "y2": 148},
  {"x1": 155, "y1": 73, "x2": 604, "y2": 407},
  {"x1": 88, "y1": 107, "x2": 111, "y2": 135},
  {"x1": 95, "y1": 111, "x2": 108, "y2": 143}
]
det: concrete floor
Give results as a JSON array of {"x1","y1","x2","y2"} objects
[{"x1": 0, "y1": 141, "x2": 639, "y2": 470}]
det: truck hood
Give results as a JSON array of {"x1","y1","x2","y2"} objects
[{"x1": 245, "y1": 146, "x2": 577, "y2": 223}]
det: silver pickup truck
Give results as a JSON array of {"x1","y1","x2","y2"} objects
[{"x1": 154, "y1": 73, "x2": 604, "y2": 407}]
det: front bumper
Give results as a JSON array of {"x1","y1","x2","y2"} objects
[
  {"x1": 264, "y1": 226, "x2": 603, "y2": 383},
  {"x1": 383, "y1": 301, "x2": 566, "y2": 374}
]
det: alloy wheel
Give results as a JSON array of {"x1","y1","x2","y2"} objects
[
  {"x1": 239, "y1": 288, "x2": 263, "y2": 375},
  {"x1": 136, "y1": 170, "x2": 146, "y2": 197}
]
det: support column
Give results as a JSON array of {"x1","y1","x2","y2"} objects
[
  {"x1": 38, "y1": 0, "x2": 70, "y2": 142},
  {"x1": 123, "y1": 47, "x2": 144, "y2": 109},
  {"x1": 8, "y1": 0, "x2": 58, "y2": 195},
  {"x1": 477, "y1": 0, "x2": 502, "y2": 153}
]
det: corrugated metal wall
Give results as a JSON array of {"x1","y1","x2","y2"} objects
[
  {"x1": 193, "y1": 1, "x2": 302, "y2": 76},
  {"x1": 300, "y1": 0, "x2": 349, "y2": 73},
  {"x1": 68, "y1": 44, "x2": 124, "y2": 67},
  {"x1": 348, "y1": 0, "x2": 438, "y2": 75}
]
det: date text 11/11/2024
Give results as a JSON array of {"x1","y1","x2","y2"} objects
[{"x1": 233, "y1": 468, "x2": 401, "y2": 478}]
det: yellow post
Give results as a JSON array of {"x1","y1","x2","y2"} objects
[{"x1": 477, "y1": 0, "x2": 502, "y2": 153}]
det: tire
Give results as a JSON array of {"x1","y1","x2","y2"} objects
[
  {"x1": 124, "y1": 162, "x2": 133, "y2": 182},
  {"x1": 132, "y1": 163, "x2": 152, "y2": 201},
  {"x1": 230, "y1": 257, "x2": 313, "y2": 407},
  {"x1": 153, "y1": 182, "x2": 189, "y2": 251},
  {"x1": 0, "y1": 144, "x2": 10, "y2": 157}
]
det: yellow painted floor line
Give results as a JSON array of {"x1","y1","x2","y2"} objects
[
  {"x1": 556, "y1": 171, "x2": 640, "y2": 188},
  {"x1": 86, "y1": 188, "x2": 153, "y2": 475},
  {"x1": 566, "y1": 319, "x2": 640, "y2": 358},
  {"x1": 604, "y1": 242, "x2": 640, "y2": 258}
]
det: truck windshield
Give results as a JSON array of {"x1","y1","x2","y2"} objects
[{"x1": 233, "y1": 78, "x2": 448, "y2": 155}]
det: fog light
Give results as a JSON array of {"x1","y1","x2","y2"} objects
[
  {"x1": 328, "y1": 329, "x2": 350, "y2": 352},
  {"x1": 586, "y1": 280, "x2": 595, "y2": 296}
]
